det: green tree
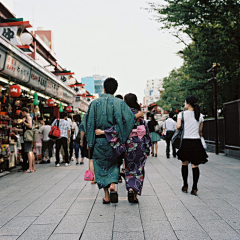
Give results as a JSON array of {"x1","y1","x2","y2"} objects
[{"x1": 148, "y1": 0, "x2": 240, "y2": 116}]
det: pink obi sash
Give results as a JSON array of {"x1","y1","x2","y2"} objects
[{"x1": 129, "y1": 125, "x2": 146, "y2": 139}]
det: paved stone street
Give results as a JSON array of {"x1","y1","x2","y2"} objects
[{"x1": 0, "y1": 142, "x2": 240, "y2": 240}]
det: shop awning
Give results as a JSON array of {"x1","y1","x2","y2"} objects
[{"x1": 0, "y1": 36, "x2": 76, "y2": 104}]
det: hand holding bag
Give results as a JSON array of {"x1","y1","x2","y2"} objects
[
  {"x1": 84, "y1": 149, "x2": 94, "y2": 181},
  {"x1": 171, "y1": 112, "x2": 184, "y2": 149}
]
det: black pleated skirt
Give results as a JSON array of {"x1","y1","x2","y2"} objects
[{"x1": 177, "y1": 139, "x2": 208, "y2": 165}]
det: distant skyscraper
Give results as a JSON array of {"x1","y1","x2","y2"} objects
[{"x1": 81, "y1": 75, "x2": 106, "y2": 95}]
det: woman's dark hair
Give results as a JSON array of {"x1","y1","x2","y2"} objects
[
  {"x1": 104, "y1": 77, "x2": 118, "y2": 94},
  {"x1": 115, "y1": 94, "x2": 123, "y2": 100},
  {"x1": 186, "y1": 96, "x2": 200, "y2": 121},
  {"x1": 149, "y1": 113, "x2": 157, "y2": 123},
  {"x1": 146, "y1": 112, "x2": 151, "y2": 119},
  {"x1": 124, "y1": 93, "x2": 141, "y2": 111},
  {"x1": 73, "y1": 114, "x2": 81, "y2": 124}
]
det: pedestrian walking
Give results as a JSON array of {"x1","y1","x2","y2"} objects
[
  {"x1": 163, "y1": 112, "x2": 177, "y2": 158},
  {"x1": 80, "y1": 77, "x2": 136, "y2": 204},
  {"x1": 52, "y1": 112, "x2": 71, "y2": 167},
  {"x1": 39, "y1": 120, "x2": 54, "y2": 163},
  {"x1": 176, "y1": 96, "x2": 208, "y2": 196},
  {"x1": 96, "y1": 93, "x2": 152, "y2": 203},
  {"x1": 67, "y1": 114, "x2": 73, "y2": 162},
  {"x1": 70, "y1": 114, "x2": 82, "y2": 165},
  {"x1": 148, "y1": 113, "x2": 161, "y2": 157}
]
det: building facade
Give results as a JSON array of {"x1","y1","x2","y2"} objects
[
  {"x1": 143, "y1": 78, "x2": 164, "y2": 107},
  {"x1": 81, "y1": 75, "x2": 106, "y2": 95}
]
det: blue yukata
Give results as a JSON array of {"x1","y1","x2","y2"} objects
[
  {"x1": 80, "y1": 93, "x2": 136, "y2": 189},
  {"x1": 104, "y1": 108, "x2": 152, "y2": 195}
]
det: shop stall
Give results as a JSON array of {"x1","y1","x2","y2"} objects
[{"x1": 0, "y1": 35, "x2": 76, "y2": 172}]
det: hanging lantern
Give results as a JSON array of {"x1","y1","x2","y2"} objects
[
  {"x1": 46, "y1": 99, "x2": 55, "y2": 107},
  {"x1": 59, "y1": 103, "x2": 63, "y2": 112},
  {"x1": 16, "y1": 110, "x2": 21, "y2": 116},
  {"x1": 9, "y1": 85, "x2": 21, "y2": 97},
  {"x1": 66, "y1": 106, "x2": 72, "y2": 113},
  {"x1": 33, "y1": 92, "x2": 39, "y2": 105}
]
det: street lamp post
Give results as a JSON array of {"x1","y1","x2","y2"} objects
[{"x1": 207, "y1": 63, "x2": 220, "y2": 155}]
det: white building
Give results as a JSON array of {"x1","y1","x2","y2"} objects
[{"x1": 143, "y1": 78, "x2": 164, "y2": 107}]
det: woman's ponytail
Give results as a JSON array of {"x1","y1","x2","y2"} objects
[
  {"x1": 186, "y1": 96, "x2": 200, "y2": 121},
  {"x1": 194, "y1": 103, "x2": 200, "y2": 121}
]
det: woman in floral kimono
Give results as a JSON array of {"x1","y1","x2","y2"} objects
[{"x1": 95, "y1": 93, "x2": 152, "y2": 203}]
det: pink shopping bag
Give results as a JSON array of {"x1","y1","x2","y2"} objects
[{"x1": 84, "y1": 170, "x2": 94, "y2": 181}]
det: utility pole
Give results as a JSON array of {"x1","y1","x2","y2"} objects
[{"x1": 207, "y1": 63, "x2": 220, "y2": 155}]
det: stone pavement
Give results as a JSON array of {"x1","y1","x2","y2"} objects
[{"x1": 0, "y1": 141, "x2": 240, "y2": 240}]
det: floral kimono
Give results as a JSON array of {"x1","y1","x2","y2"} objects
[{"x1": 104, "y1": 108, "x2": 152, "y2": 195}]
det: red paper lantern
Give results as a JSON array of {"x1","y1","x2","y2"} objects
[
  {"x1": 9, "y1": 85, "x2": 21, "y2": 97},
  {"x1": 66, "y1": 106, "x2": 72, "y2": 113},
  {"x1": 46, "y1": 99, "x2": 55, "y2": 107},
  {"x1": 16, "y1": 110, "x2": 21, "y2": 115}
]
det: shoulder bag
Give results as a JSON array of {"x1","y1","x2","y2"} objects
[
  {"x1": 24, "y1": 118, "x2": 38, "y2": 142},
  {"x1": 171, "y1": 112, "x2": 184, "y2": 149},
  {"x1": 48, "y1": 119, "x2": 61, "y2": 139},
  {"x1": 24, "y1": 129, "x2": 39, "y2": 142}
]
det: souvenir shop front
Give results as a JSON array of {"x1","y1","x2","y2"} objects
[{"x1": 0, "y1": 36, "x2": 76, "y2": 172}]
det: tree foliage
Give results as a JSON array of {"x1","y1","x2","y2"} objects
[{"x1": 148, "y1": 0, "x2": 240, "y2": 116}]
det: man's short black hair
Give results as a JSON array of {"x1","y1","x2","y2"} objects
[
  {"x1": 169, "y1": 112, "x2": 174, "y2": 118},
  {"x1": 45, "y1": 120, "x2": 51, "y2": 125},
  {"x1": 21, "y1": 107, "x2": 29, "y2": 113},
  {"x1": 60, "y1": 112, "x2": 67, "y2": 119},
  {"x1": 104, "y1": 77, "x2": 118, "y2": 94}
]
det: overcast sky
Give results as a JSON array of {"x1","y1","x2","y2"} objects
[{"x1": 6, "y1": 0, "x2": 184, "y2": 103}]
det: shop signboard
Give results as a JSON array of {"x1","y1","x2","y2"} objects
[
  {"x1": 45, "y1": 80, "x2": 59, "y2": 97},
  {"x1": 29, "y1": 70, "x2": 47, "y2": 91},
  {"x1": 3, "y1": 55, "x2": 30, "y2": 83},
  {"x1": 79, "y1": 101, "x2": 89, "y2": 112},
  {"x1": 62, "y1": 89, "x2": 75, "y2": 103},
  {"x1": 0, "y1": 49, "x2": 6, "y2": 71},
  {"x1": 56, "y1": 74, "x2": 70, "y2": 86},
  {"x1": 52, "y1": 83, "x2": 58, "y2": 96},
  {"x1": 45, "y1": 79, "x2": 53, "y2": 94},
  {"x1": 58, "y1": 86, "x2": 63, "y2": 99}
]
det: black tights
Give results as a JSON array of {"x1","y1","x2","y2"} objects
[{"x1": 181, "y1": 165, "x2": 200, "y2": 190}]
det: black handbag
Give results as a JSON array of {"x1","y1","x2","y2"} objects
[{"x1": 171, "y1": 112, "x2": 184, "y2": 149}]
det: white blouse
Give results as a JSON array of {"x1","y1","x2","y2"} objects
[{"x1": 178, "y1": 111, "x2": 204, "y2": 139}]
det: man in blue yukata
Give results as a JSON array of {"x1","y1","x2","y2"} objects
[{"x1": 80, "y1": 77, "x2": 142, "y2": 204}]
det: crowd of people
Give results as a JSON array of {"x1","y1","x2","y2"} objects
[{"x1": 13, "y1": 77, "x2": 208, "y2": 204}]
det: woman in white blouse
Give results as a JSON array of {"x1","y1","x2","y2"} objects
[{"x1": 176, "y1": 96, "x2": 208, "y2": 196}]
